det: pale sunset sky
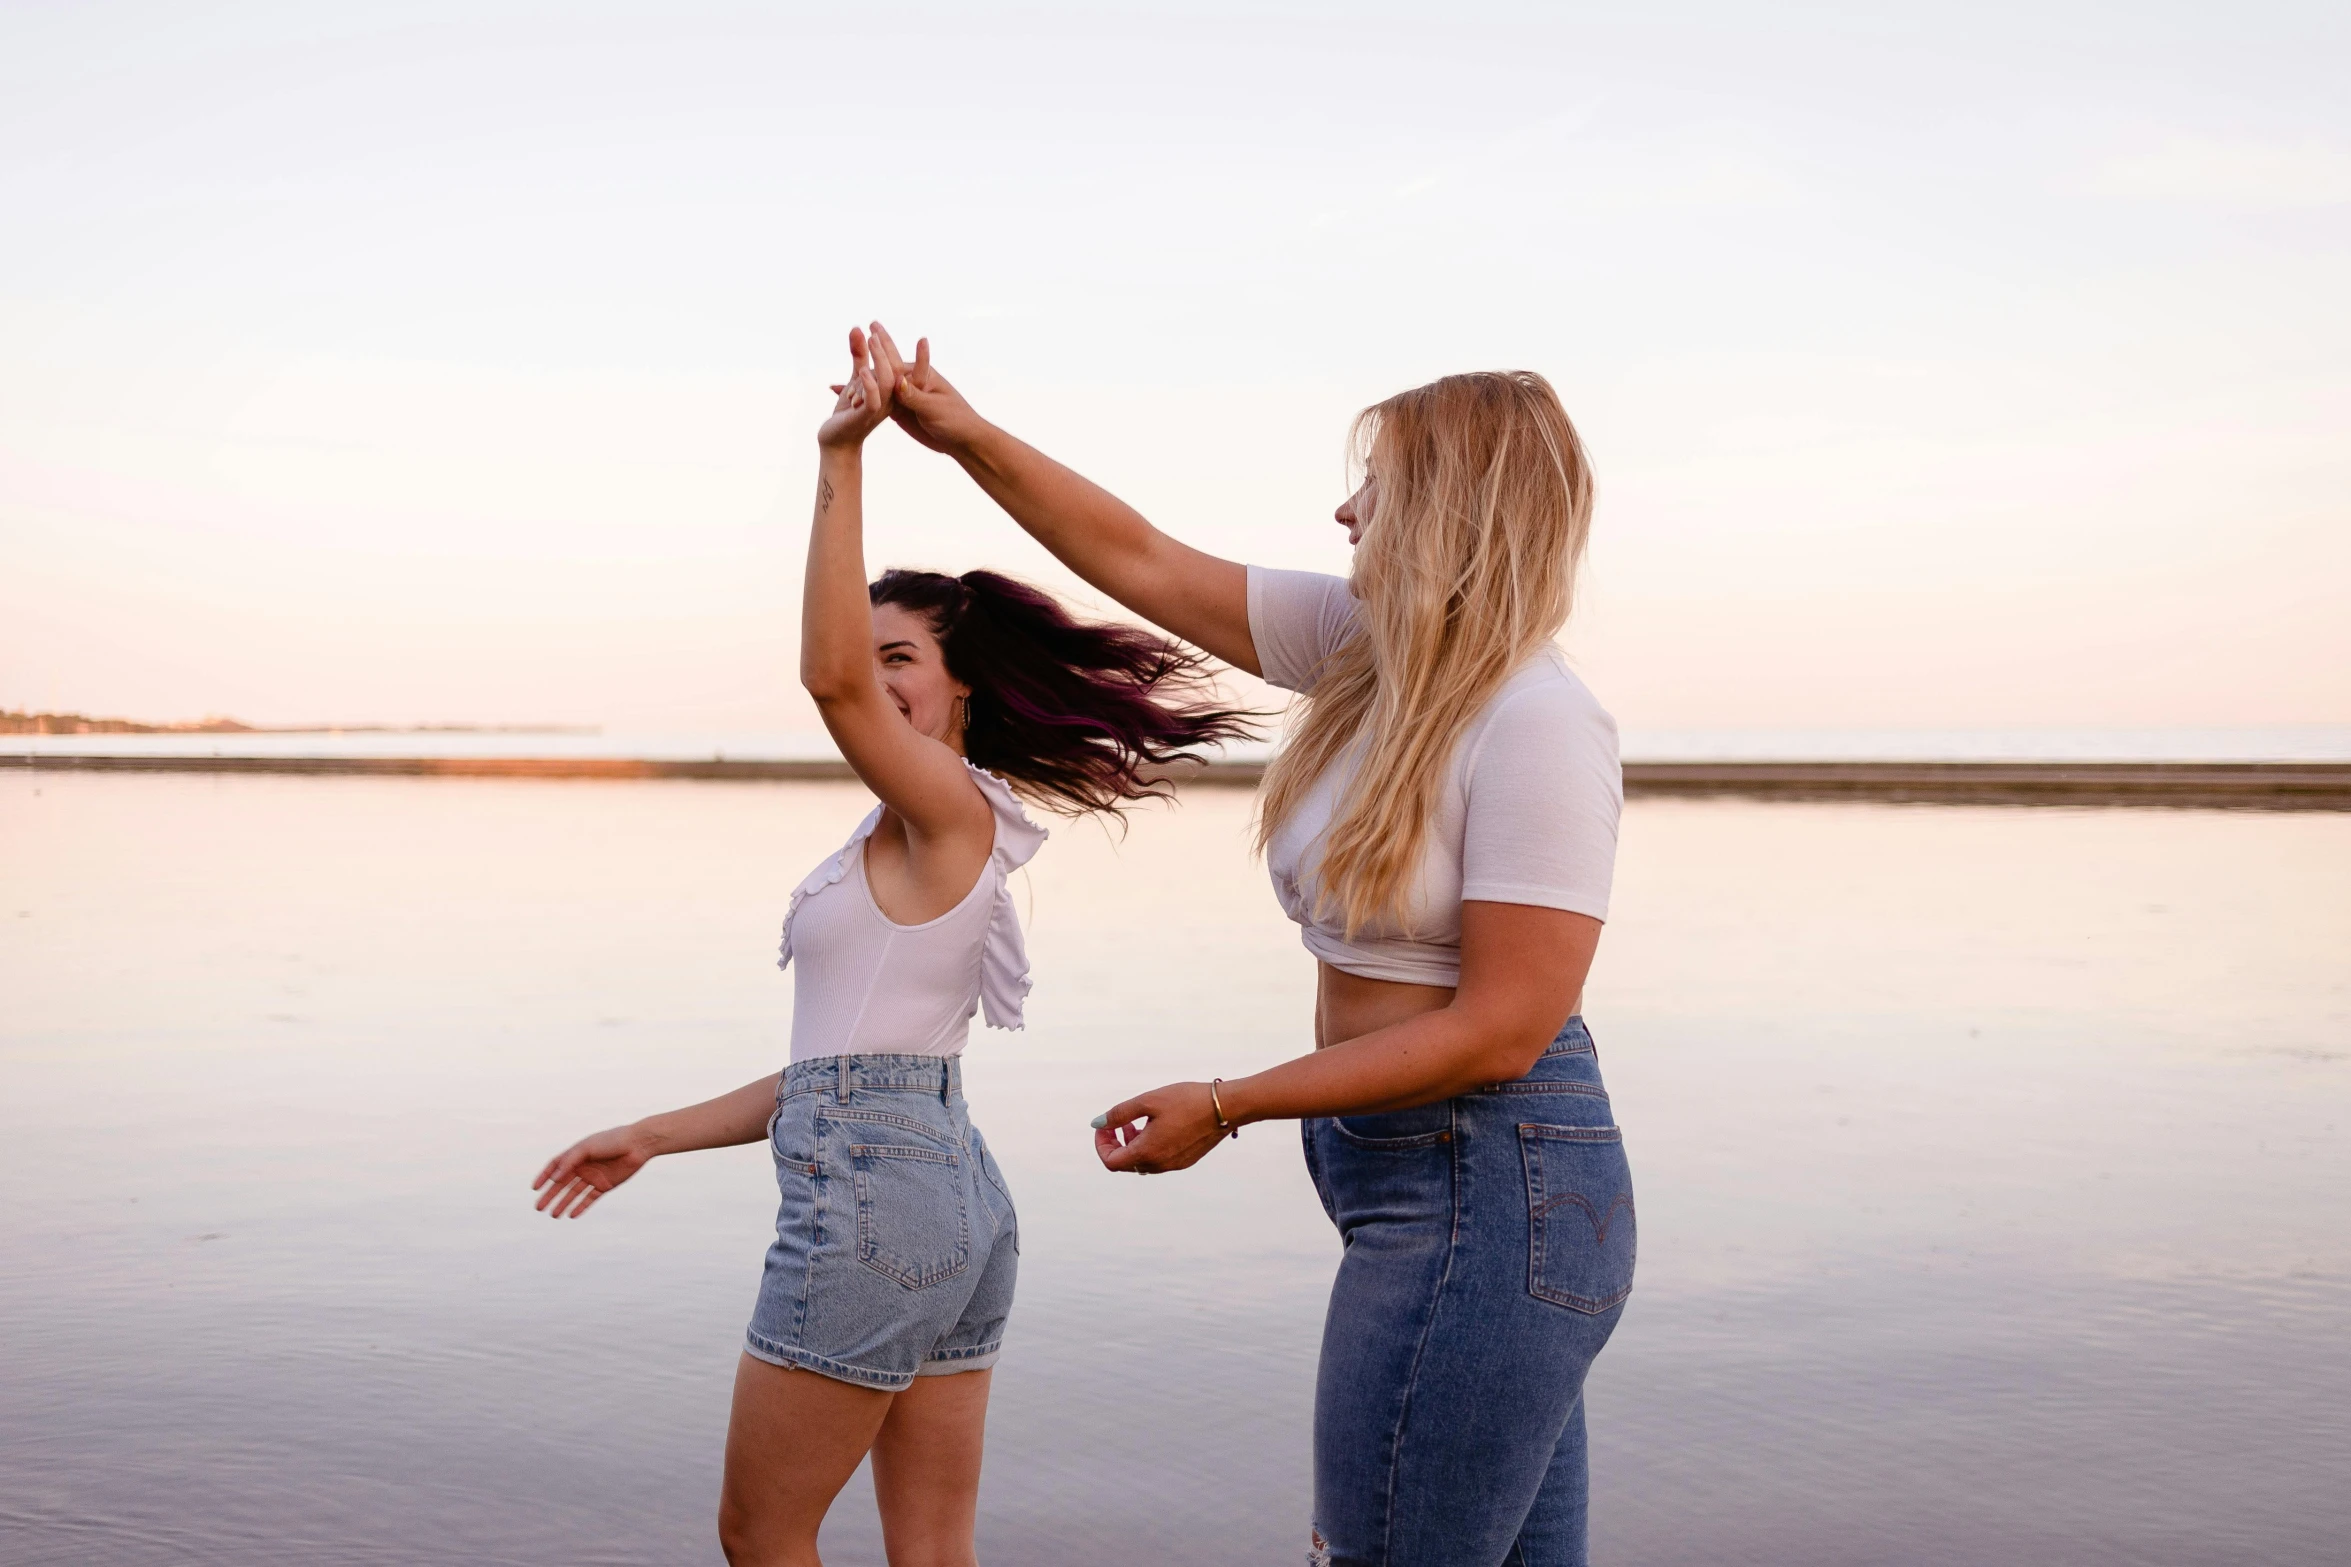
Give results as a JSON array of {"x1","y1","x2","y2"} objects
[{"x1": 3, "y1": 1, "x2": 2345, "y2": 731}]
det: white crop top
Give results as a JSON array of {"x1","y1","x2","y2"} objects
[
  {"x1": 776, "y1": 762, "x2": 1048, "y2": 1062},
  {"x1": 1250, "y1": 565, "x2": 1622, "y2": 988}
]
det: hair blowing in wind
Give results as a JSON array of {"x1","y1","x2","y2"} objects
[
  {"x1": 1255, "y1": 371, "x2": 1595, "y2": 936},
  {"x1": 871, "y1": 568, "x2": 1259, "y2": 816}
]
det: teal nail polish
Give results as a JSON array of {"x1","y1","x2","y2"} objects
[{"x1": 1090, "y1": 1113, "x2": 1109, "y2": 1129}]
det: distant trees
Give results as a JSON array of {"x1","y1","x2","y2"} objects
[{"x1": 0, "y1": 710, "x2": 254, "y2": 735}]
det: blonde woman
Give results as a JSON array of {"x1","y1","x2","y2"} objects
[{"x1": 871, "y1": 325, "x2": 1630, "y2": 1567}]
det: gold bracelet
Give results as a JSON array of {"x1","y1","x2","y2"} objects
[{"x1": 1210, "y1": 1078, "x2": 1240, "y2": 1140}]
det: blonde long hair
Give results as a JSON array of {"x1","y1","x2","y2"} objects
[{"x1": 1255, "y1": 371, "x2": 1594, "y2": 937}]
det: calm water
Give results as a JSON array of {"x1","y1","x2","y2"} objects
[{"x1": 3, "y1": 772, "x2": 2346, "y2": 1565}]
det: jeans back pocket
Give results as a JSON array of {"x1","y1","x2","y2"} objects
[
  {"x1": 1331, "y1": 1099, "x2": 1456, "y2": 1150},
  {"x1": 1518, "y1": 1123, "x2": 1635, "y2": 1314},
  {"x1": 850, "y1": 1143, "x2": 970, "y2": 1291}
]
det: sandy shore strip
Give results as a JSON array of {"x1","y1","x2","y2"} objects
[{"x1": 9, "y1": 751, "x2": 2350, "y2": 808}]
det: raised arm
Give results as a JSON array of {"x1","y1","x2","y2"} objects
[
  {"x1": 802, "y1": 328, "x2": 993, "y2": 848},
  {"x1": 867, "y1": 323, "x2": 1259, "y2": 676}
]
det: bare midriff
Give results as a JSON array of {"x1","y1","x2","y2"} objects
[
  {"x1": 1313, "y1": 963, "x2": 1454, "y2": 1050},
  {"x1": 1314, "y1": 962, "x2": 1582, "y2": 1052}
]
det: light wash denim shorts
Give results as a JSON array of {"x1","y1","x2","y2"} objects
[{"x1": 745, "y1": 1053, "x2": 1019, "y2": 1391}]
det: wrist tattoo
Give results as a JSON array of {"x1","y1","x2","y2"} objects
[{"x1": 817, "y1": 477, "x2": 835, "y2": 512}]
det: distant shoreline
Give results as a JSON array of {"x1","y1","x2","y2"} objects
[
  {"x1": 0, "y1": 710, "x2": 595, "y2": 737},
  {"x1": 9, "y1": 751, "x2": 2348, "y2": 809}
]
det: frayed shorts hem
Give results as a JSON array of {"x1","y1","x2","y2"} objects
[
  {"x1": 742, "y1": 1332, "x2": 1001, "y2": 1391},
  {"x1": 917, "y1": 1345, "x2": 1001, "y2": 1376}
]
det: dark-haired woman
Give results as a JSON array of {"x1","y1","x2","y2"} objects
[
  {"x1": 871, "y1": 323, "x2": 1629, "y2": 1567},
  {"x1": 530, "y1": 328, "x2": 1249, "y2": 1566}
]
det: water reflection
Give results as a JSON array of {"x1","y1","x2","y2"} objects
[{"x1": 2, "y1": 773, "x2": 2345, "y2": 1564}]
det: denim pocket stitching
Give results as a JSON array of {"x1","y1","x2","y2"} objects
[
  {"x1": 781, "y1": 1075, "x2": 951, "y2": 1104},
  {"x1": 970, "y1": 1144, "x2": 1019, "y2": 1252},
  {"x1": 1476, "y1": 1081, "x2": 1610, "y2": 1098},
  {"x1": 977, "y1": 1146, "x2": 1015, "y2": 1207},
  {"x1": 819, "y1": 1105, "x2": 953, "y2": 1141},
  {"x1": 1329, "y1": 1103, "x2": 1457, "y2": 1150},
  {"x1": 850, "y1": 1145, "x2": 971, "y2": 1290},
  {"x1": 1520, "y1": 1123, "x2": 1634, "y2": 1315},
  {"x1": 1301, "y1": 1123, "x2": 1339, "y2": 1226},
  {"x1": 770, "y1": 1104, "x2": 820, "y2": 1174},
  {"x1": 1532, "y1": 1189, "x2": 1635, "y2": 1235},
  {"x1": 848, "y1": 1143, "x2": 957, "y2": 1166},
  {"x1": 1329, "y1": 1123, "x2": 1453, "y2": 1151}
]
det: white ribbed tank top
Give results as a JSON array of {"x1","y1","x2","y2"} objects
[{"x1": 777, "y1": 762, "x2": 1048, "y2": 1062}]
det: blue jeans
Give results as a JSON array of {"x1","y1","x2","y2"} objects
[
  {"x1": 745, "y1": 1054, "x2": 1019, "y2": 1391},
  {"x1": 1303, "y1": 1018, "x2": 1633, "y2": 1567}
]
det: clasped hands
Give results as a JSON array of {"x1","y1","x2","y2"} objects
[
  {"x1": 816, "y1": 321, "x2": 986, "y2": 455},
  {"x1": 821, "y1": 319, "x2": 1241, "y2": 1179}
]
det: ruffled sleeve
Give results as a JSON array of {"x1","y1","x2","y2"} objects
[
  {"x1": 964, "y1": 764, "x2": 1049, "y2": 1029},
  {"x1": 777, "y1": 804, "x2": 883, "y2": 971}
]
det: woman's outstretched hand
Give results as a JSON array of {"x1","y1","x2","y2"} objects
[
  {"x1": 533, "y1": 1124, "x2": 658, "y2": 1218},
  {"x1": 865, "y1": 322, "x2": 988, "y2": 455},
  {"x1": 817, "y1": 325, "x2": 898, "y2": 451},
  {"x1": 1093, "y1": 1081, "x2": 1231, "y2": 1175}
]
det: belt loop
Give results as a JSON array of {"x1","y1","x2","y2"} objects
[
  {"x1": 939, "y1": 1058, "x2": 952, "y2": 1105},
  {"x1": 836, "y1": 1055, "x2": 850, "y2": 1104}
]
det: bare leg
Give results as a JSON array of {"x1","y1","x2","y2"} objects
[
  {"x1": 719, "y1": 1353, "x2": 895, "y2": 1567},
  {"x1": 870, "y1": 1369, "x2": 993, "y2": 1567}
]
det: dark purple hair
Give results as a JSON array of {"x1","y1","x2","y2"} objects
[{"x1": 869, "y1": 568, "x2": 1260, "y2": 815}]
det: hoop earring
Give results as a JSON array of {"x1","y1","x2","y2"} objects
[{"x1": 954, "y1": 695, "x2": 970, "y2": 734}]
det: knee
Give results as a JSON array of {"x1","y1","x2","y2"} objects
[
  {"x1": 715, "y1": 1498, "x2": 755, "y2": 1565},
  {"x1": 716, "y1": 1495, "x2": 794, "y2": 1567}
]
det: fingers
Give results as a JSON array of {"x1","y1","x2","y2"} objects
[
  {"x1": 869, "y1": 321, "x2": 907, "y2": 381},
  {"x1": 1100, "y1": 1129, "x2": 1153, "y2": 1173},
  {"x1": 533, "y1": 1147, "x2": 603, "y2": 1216},
  {"x1": 870, "y1": 322, "x2": 934, "y2": 405},
  {"x1": 1093, "y1": 1089, "x2": 1163, "y2": 1172},
  {"x1": 835, "y1": 316, "x2": 888, "y2": 415},
  {"x1": 845, "y1": 326, "x2": 877, "y2": 406},
  {"x1": 533, "y1": 1151, "x2": 578, "y2": 1203},
  {"x1": 1100, "y1": 1093, "x2": 1152, "y2": 1128},
  {"x1": 830, "y1": 364, "x2": 878, "y2": 420},
  {"x1": 1093, "y1": 1118, "x2": 1146, "y2": 1164},
  {"x1": 547, "y1": 1172, "x2": 602, "y2": 1218}
]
